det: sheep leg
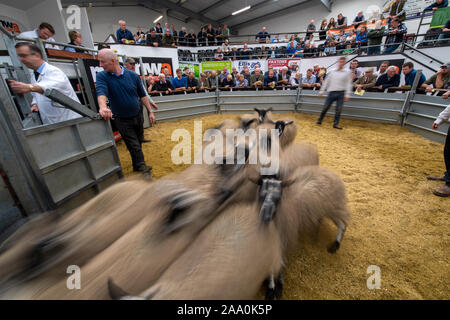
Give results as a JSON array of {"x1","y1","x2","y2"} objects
[
  {"x1": 274, "y1": 269, "x2": 284, "y2": 300},
  {"x1": 327, "y1": 220, "x2": 346, "y2": 254},
  {"x1": 265, "y1": 273, "x2": 276, "y2": 300}
]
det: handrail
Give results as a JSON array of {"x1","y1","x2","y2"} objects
[{"x1": 402, "y1": 43, "x2": 444, "y2": 65}]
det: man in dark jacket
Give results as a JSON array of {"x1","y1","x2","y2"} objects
[
  {"x1": 187, "y1": 72, "x2": 199, "y2": 91},
  {"x1": 383, "y1": 0, "x2": 407, "y2": 22},
  {"x1": 375, "y1": 66, "x2": 400, "y2": 90},
  {"x1": 154, "y1": 74, "x2": 173, "y2": 94},
  {"x1": 424, "y1": 0, "x2": 448, "y2": 12},
  {"x1": 383, "y1": 18, "x2": 407, "y2": 54},
  {"x1": 367, "y1": 20, "x2": 386, "y2": 55},
  {"x1": 146, "y1": 29, "x2": 162, "y2": 47}
]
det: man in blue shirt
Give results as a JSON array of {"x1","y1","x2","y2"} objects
[
  {"x1": 402, "y1": 62, "x2": 426, "y2": 88},
  {"x1": 96, "y1": 49, "x2": 155, "y2": 175},
  {"x1": 264, "y1": 70, "x2": 278, "y2": 87},
  {"x1": 424, "y1": 0, "x2": 448, "y2": 11},
  {"x1": 256, "y1": 27, "x2": 270, "y2": 43},
  {"x1": 172, "y1": 68, "x2": 188, "y2": 92},
  {"x1": 116, "y1": 20, "x2": 134, "y2": 44}
]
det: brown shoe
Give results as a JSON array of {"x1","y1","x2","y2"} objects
[
  {"x1": 427, "y1": 175, "x2": 445, "y2": 181},
  {"x1": 432, "y1": 185, "x2": 450, "y2": 197},
  {"x1": 333, "y1": 125, "x2": 343, "y2": 130}
]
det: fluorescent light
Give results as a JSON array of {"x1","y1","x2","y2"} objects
[
  {"x1": 153, "y1": 15, "x2": 163, "y2": 23},
  {"x1": 232, "y1": 5, "x2": 251, "y2": 15}
]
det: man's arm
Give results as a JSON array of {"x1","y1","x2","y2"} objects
[
  {"x1": 141, "y1": 95, "x2": 155, "y2": 123},
  {"x1": 433, "y1": 104, "x2": 450, "y2": 128}
]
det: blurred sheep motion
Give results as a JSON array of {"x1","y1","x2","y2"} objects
[{"x1": 0, "y1": 108, "x2": 350, "y2": 300}]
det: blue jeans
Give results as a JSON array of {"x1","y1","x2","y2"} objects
[
  {"x1": 438, "y1": 32, "x2": 450, "y2": 42},
  {"x1": 318, "y1": 91, "x2": 345, "y2": 126},
  {"x1": 383, "y1": 43, "x2": 400, "y2": 54},
  {"x1": 367, "y1": 45, "x2": 381, "y2": 55}
]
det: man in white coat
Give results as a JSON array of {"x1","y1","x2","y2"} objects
[
  {"x1": 18, "y1": 22, "x2": 58, "y2": 49},
  {"x1": 8, "y1": 42, "x2": 82, "y2": 125}
]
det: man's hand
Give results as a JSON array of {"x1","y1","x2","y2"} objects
[
  {"x1": 9, "y1": 80, "x2": 31, "y2": 94},
  {"x1": 30, "y1": 104, "x2": 39, "y2": 112},
  {"x1": 344, "y1": 96, "x2": 350, "y2": 102},
  {"x1": 99, "y1": 106, "x2": 113, "y2": 120},
  {"x1": 318, "y1": 92, "x2": 324, "y2": 97},
  {"x1": 425, "y1": 86, "x2": 433, "y2": 92},
  {"x1": 151, "y1": 102, "x2": 158, "y2": 110},
  {"x1": 443, "y1": 90, "x2": 450, "y2": 99},
  {"x1": 432, "y1": 123, "x2": 439, "y2": 130},
  {"x1": 149, "y1": 111, "x2": 156, "y2": 124}
]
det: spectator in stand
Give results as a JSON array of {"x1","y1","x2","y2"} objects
[
  {"x1": 317, "y1": 67, "x2": 327, "y2": 86},
  {"x1": 206, "y1": 24, "x2": 216, "y2": 45},
  {"x1": 278, "y1": 66, "x2": 291, "y2": 85},
  {"x1": 264, "y1": 66, "x2": 276, "y2": 77},
  {"x1": 324, "y1": 36, "x2": 337, "y2": 55},
  {"x1": 256, "y1": 27, "x2": 270, "y2": 43},
  {"x1": 272, "y1": 34, "x2": 281, "y2": 43},
  {"x1": 335, "y1": 28, "x2": 348, "y2": 51},
  {"x1": 303, "y1": 42, "x2": 315, "y2": 58},
  {"x1": 19, "y1": 22, "x2": 59, "y2": 49},
  {"x1": 356, "y1": 25, "x2": 368, "y2": 53},
  {"x1": 376, "y1": 61, "x2": 390, "y2": 78},
  {"x1": 286, "y1": 39, "x2": 298, "y2": 56},
  {"x1": 250, "y1": 68, "x2": 264, "y2": 88},
  {"x1": 216, "y1": 25, "x2": 224, "y2": 45},
  {"x1": 163, "y1": 68, "x2": 173, "y2": 83},
  {"x1": 230, "y1": 47, "x2": 239, "y2": 60},
  {"x1": 421, "y1": 63, "x2": 450, "y2": 93},
  {"x1": 264, "y1": 70, "x2": 278, "y2": 87},
  {"x1": 384, "y1": 0, "x2": 407, "y2": 22},
  {"x1": 375, "y1": 66, "x2": 400, "y2": 90},
  {"x1": 154, "y1": 23, "x2": 163, "y2": 35},
  {"x1": 306, "y1": 20, "x2": 316, "y2": 39},
  {"x1": 424, "y1": 0, "x2": 448, "y2": 12},
  {"x1": 235, "y1": 74, "x2": 249, "y2": 87},
  {"x1": 183, "y1": 67, "x2": 190, "y2": 78},
  {"x1": 208, "y1": 70, "x2": 218, "y2": 88},
  {"x1": 178, "y1": 27, "x2": 187, "y2": 46},
  {"x1": 198, "y1": 27, "x2": 207, "y2": 46},
  {"x1": 269, "y1": 46, "x2": 279, "y2": 58},
  {"x1": 317, "y1": 56, "x2": 353, "y2": 129},
  {"x1": 171, "y1": 25, "x2": 177, "y2": 41},
  {"x1": 163, "y1": 23, "x2": 170, "y2": 34},
  {"x1": 219, "y1": 67, "x2": 230, "y2": 82},
  {"x1": 199, "y1": 73, "x2": 209, "y2": 89},
  {"x1": 302, "y1": 69, "x2": 319, "y2": 89},
  {"x1": 348, "y1": 60, "x2": 363, "y2": 82},
  {"x1": 172, "y1": 68, "x2": 187, "y2": 92},
  {"x1": 281, "y1": 34, "x2": 290, "y2": 42},
  {"x1": 222, "y1": 74, "x2": 235, "y2": 88},
  {"x1": 222, "y1": 25, "x2": 230, "y2": 42},
  {"x1": 242, "y1": 43, "x2": 252, "y2": 60},
  {"x1": 146, "y1": 29, "x2": 162, "y2": 47},
  {"x1": 319, "y1": 19, "x2": 328, "y2": 40},
  {"x1": 222, "y1": 39, "x2": 231, "y2": 53},
  {"x1": 367, "y1": 20, "x2": 386, "y2": 55},
  {"x1": 289, "y1": 72, "x2": 301, "y2": 86},
  {"x1": 187, "y1": 72, "x2": 199, "y2": 91},
  {"x1": 327, "y1": 17, "x2": 337, "y2": 29},
  {"x1": 383, "y1": 18, "x2": 407, "y2": 54},
  {"x1": 231, "y1": 67, "x2": 239, "y2": 79},
  {"x1": 354, "y1": 67, "x2": 377, "y2": 92},
  {"x1": 214, "y1": 47, "x2": 224, "y2": 61},
  {"x1": 147, "y1": 76, "x2": 155, "y2": 93},
  {"x1": 116, "y1": 20, "x2": 134, "y2": 44},
  {"x1": 162, "y1": 29, "x2": 176, "y2": 47},
  {"x1": 336, "y1": 13, "x2": 348, "y2": 28},
  {"x1": 187, "y1": 30, "x2": 197, "y2": 46},
  {"x1": 437, "y1": 19, "x2": 450, "y2": 42},
  {"x1": 353, "y1": 11, "x2": 365, "y2": 28},
  {"x1": 64, "y1": 30, "x2": 84, "y2": 53},
  {"x1": 402, "y1": 62, "x2": 426, "y2": 88},
  {"x1": 242, "y1": 66, "x2": 251, "y2": 83}
]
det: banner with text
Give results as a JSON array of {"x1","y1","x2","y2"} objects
[
  {"x1": 179, "y1": 62, "x2": 200, "y2": 77},
  {"x1": 201, "y1": 61, "x2": 232, "y2": 73},
  {"x1": 268, "y1": 58, "x2": 301, "y2": 72},
  {"x1": 232, "y1": 60, "x2": 268, "y2": 73}
]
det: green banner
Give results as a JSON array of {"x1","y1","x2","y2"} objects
[
  {"x1": 430, "y1": 6, "x2": 450, "y2": 28},
  {"x1": 201, "y1": 61, "x2": 232, "y2": 73},
  {"x1": 179, "y1": 62, "x2": 200, "y2": 78}
]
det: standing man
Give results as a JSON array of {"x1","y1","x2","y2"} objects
[
  {"x1": 96, "y1": 49, "x2": 155, "y2": 176},
  {"x1": 429, "y1": 104, "x2": 450, "y2": 196},
  {"x1": 383, "y1": 0, "x2": 407, "y2": 22},
  {"x1": 116, "y1": 20, "x2": 134, "y2": 44},
  {"x1": 19, "y1": 22, "x2": 58, "y2": 49},
  {"x1": 383, "y1": 18, "x2": 407, "y2": 54},
  {"x1": 316, "y1": 56, "x2": 352, "y2": 129},
  {"x1": 9, "y1": 42, "x2": 81, "y2": 124}
]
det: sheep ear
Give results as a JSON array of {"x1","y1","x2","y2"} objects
[
  {"x1": 254, "y1": 108, "x2": 261, "y2": 113},
  {"x1": 267, "y1": 107, "x2": 273, "y2": 112},
  {"x1": 284, "y1": 120, "x2": 294, "y2": 126}
]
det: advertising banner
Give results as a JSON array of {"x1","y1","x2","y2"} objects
[
  {"x1": 201, "y1": 61, "x2": 232, "y2": 73},
  {"x1": 268, "y1": 58, "x2": 301, "y2": 72},
  {"x1": 179, "y1": 62, "x2": 200, "y2": 77},
  {"x1": 232, "y1": 60, "x2": 267, "y2": 73},
  {"x1": 327, "y1": 19, "x2": 387, "y2": 36},
  {"x1": 0, "y1": 16, "x2": 24, "y2": 34}
]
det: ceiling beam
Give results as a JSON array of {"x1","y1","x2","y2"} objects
[
  {"x1": 320, "y1": 0, "x2": 332, "y2": 12},
  {"x1": 230, "y1": 0, "x2": 315, "y2": 31},
  {"x1": 185, "y1": 0, "x2": 233, "y2": 23}
]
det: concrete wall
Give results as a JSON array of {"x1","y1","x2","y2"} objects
[{"x1": 26, "y1": 0, "x2": 69, "y2": 43}]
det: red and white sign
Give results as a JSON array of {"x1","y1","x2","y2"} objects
[
  {"x1": 268, "y1": 58, "x2": 301, "y2": 72},
  {"x1": 0, "y1": 16, "x2": 24, "y2": 34}
]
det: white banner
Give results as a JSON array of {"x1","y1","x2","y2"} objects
[{"x1": 232, "y1": 59, "x2": 268, "y2": 73}]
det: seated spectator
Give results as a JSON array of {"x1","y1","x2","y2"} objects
[
  {"x1": 19, "y1": 22, "x2": 58, "y2": 49},
  {"x1": 256, "y1": 26, "x2": 270, "y2": 43},
  {"x1": 269, "y1": 46, "x2": 278, "y2": 58},
  {"x1": 235, "y1": 74, "x2": 249, "y2": 87},
  {"x1": 317, "y1": 67, "x2": 327, "y2": 85},
  {"x1": 335, "y1": 29, "x2": 348, "y2": 51},
  {"x1": 162, "y1": 29, "x2": 176, "y2": 47},
  {"x1": 154, "y1": 23, "x2": 163, "y2": 35},
  {"x1": 302, "y1": 69, "x2": 319, "y2": 89},
  {"x1": 376, "y1": 61, "x2": 390, "y2": 78},
  {"x1": 277, "y1": 66, "x2": 291, "y2": 85},
  {"x1": 280, "y1": 34, "x2": 290, "y2": 42},
  {"x1": 242, "y1": 43, "x2": 252, "y2": 60},
  {"x1": 199, "y1": 73, "x2": 209, "y2": 89},
  {"x1": 230, "y1": 46, "x2": 239, "y2": 60},
  {"x1": 187, "y1": 72, "x2": 199, "y2": 91},
  {"x1": 353, "y1": 11, "x2": 365, "y2": 28},
  {"x1": 231, "y1": 67, "x2": 239, "y2": 79},
  {"x1": 383, "y1": 18, "x2": 407, "y2": 54},
  {"x1": 354, "y1": 67, "x2": 377, "y2": 92},
  {"x1": 216, "y1": 25, "x2": 224, "y2": 45},
  {"x1": 438, "y1": 19, "x2": 450, "y2": 42},
  {"x1": 349, "y1": 60, "x2": 363, "y2": 82},
  {"x1": 312, "y1": 64, "x2": 321, "y2": 77},
  {"x1": 222, "y1": 74, "x2": 235, "y2": 88},
  {"x1": 222, "y1": 25, "x2": 230, "y2": 42},
  {"x1": 286, "y1": 40, "x2": 298, "y2": 56},
  {"x1": 324, "y1": 37, "x2": 337, "y2": 55},
  {"x1": 171, "y1": 25, "x2": 178, "y2": 41},
  {"x1": 219, "y1": 67, "x2": 230, "y2": 82},
  {"x1": 424, "y1": 0, "x2": 448, "y2": 12},
  {"x1": 116, "y1": 20, "x2": 134, "y2": 44},
  {"x1": 336, "y1": 13, "x2": 348, "y2": 28},
  {"x1": 137, "y1": 33, "x2": 146, "y2": 45},
  {"x1": 327, "y1": 17, "x2": 337, "y2": 29},
  {"x1": 384, "y1": 0, "x2": 407, "y2": 22},
  {"x1": 264, "y1": 70, "x2": 278, "y2": 87},
  {"x1": 183, "y1": 67, "x2": 190, "y2": 78},
  {"x1": 187, "y1": 30, "x2": 197, "y2": 46},
  {"x1": 303, "y1": 42, "x2": 315, "y2": 58},
  {"x1": 222, "y1": 39, "x2": 231, "y2": 53},
  {"x1": 355, "y1": 25, "x2": 368, "y2": 49},
  {"x1": 402, "y1": 62, "x2": 426, "y2": 88},
  {"x1": 318, "y1": 19, "x2": 328, "y2": 40},
  {"x1": 260, "y1": 45, "x2": 269, "y2": 59},
  {"x1": 163, "y1": 68, "x2": 173, "y2": 82},
  {"x1": 147, "y1": 76, "x2": 156, "y2": 93},
  {"x1": 264, "y1": 66, "x2": 276, "y2": 77},
  {"x1": 306, "y1": 20, "x2": 316, "y2": 39},
  {"x1": 64, "y1": 30, "x2": 84, "y2": 53},
  {"x1": 124, "y1": 57, "x2": 136, "y2": 72},
  {"x1": 375, "y1": 66, "x2": 400, "y2": 90},
  {"x1": 198, "y1": 27, "x2": 207, "y2": 46},
  {"x1": 289, "y1": 72, "x2": 301, "y2": 86},
  {"x1": 172, "y1": 68, "x2": 187, "y2": 91},
  {"x1": 421, "y1": 63, "x2": 450, "y2": 93},
  {"x1": 178, "y1": 27, "x2": 187, "y2": 46},
  {"x1": 206, "y1": 24, "x2": 216, "y2": 45},
  {"x1": 367, "y1": 20, "x2": 385, "y2": 55},
  {"x1": 208, "y1": 70, "x2": 219, "y2": 88},
  {"x1": 146, "y1": 29, "x2": 162, "y2": 47},
  {"x1": 272, "y1": 34, "x2": 281, "y2": 43},
  {"x1": 154, "y1": 73, "x2": 173, "y2": 94},
  {"x1": 163, "y1": 22, "x2": 171, "y2": 35},
  {"x1": 342, "y1": 43, "x2": 356, "y2": 55},
  {"x1": 242, "y1": 66, "x2": 251, "y2": 83},
  {"x1": 250, "y1": 69, "x2": 264, "y2": 88}
]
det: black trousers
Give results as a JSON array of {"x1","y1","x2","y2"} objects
[
  {"x1": 114, "y1": 113, "x2": 146, "y2": 170},
  {"x1": 318, "y1": 91, "x2": 345, "y2": 126},
  {"x1": 445, "y1": 126, "x2": 450, "y2": 186}
]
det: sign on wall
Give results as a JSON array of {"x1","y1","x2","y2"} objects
[
  {"x1": 179, "y1": 62, "x2": 200, "y2": 77},
  {"x1": 201, "y1": 61, "x2": 232, "y2": 73},
  {"x1": 0, "y1": 16, "x2": 24, "y2": 34},
  {"x1": 268, "y1": 59, "x2": 301, "y2": 72},
  {"x1": 232, "y1": 60, "x2": 267, "y2": 73},
  {"x1": 135, "y1": 57, "x2": 173, "y2": 77}
]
